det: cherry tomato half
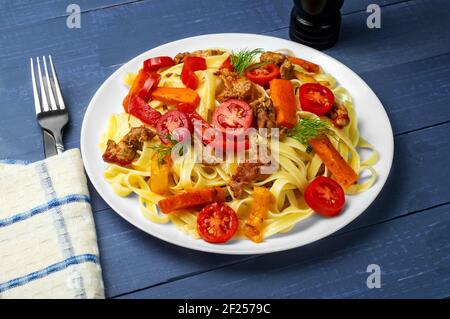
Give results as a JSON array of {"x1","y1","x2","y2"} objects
[
  {"x1": 187, "y1": 112, "x2": 250, "y2": 153},
  {"x1": 299, "y1": 83, "x2": 335, "y2": 116},
  {"x1": 245, "y1": 63, "x2": 280, "y2": 87},
  {"x1": 212, "y1": 99, "x2": 253, "y2": 137},
  {"x1": 197, "y1": 202, "x2": 238, "y2": 243},
  {"x1": 143, "y1": 56, "x2": 175, "y2": 72},
  {"x1": 156, "y1": 110, "x2": 192, "y2": 144},
  {"x1": 304, "y1": 176, "x2": 345, "y2": 217},
  {"x1": 187, "y1": 112, "x2": 217, "y2": 145},
  {"x1": 210, "y1": 136, "x2": 250, "y2": 154}
]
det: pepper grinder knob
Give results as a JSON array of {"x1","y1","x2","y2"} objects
[{"x1": 289, "y1": 0, "x2": 345, "y2": 50}]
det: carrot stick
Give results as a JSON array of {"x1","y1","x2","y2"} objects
[
  {"x1": 287, "y1": 56, "x2": 320, "y2": 74},
  {"x1": 269, "y1": 79, "x2": 298, "y2": 129},
  {"x1": 151, "y1": 87, "x2": 200, "y2": 107},
  {"x1": 158, "y1": 187, "x2": 225, "y2": 214},
  {"x1": 308, "y1": 135, "x2": 358, "y2": 189}
]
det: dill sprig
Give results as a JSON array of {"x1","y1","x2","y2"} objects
[
  {"x1": 287, "y1": 118, "x2": 333, "y2": 148},
  {"x1": 149, "y1": 143, "x2": 173, "y2": 166},
  {"x1": 149, "y1": 135, "x2": 179, "y2": 166},
  {"x1": 230, "y1": 48, "x2": 264, "y2": 75}
]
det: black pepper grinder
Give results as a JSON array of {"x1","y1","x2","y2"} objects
[{"x1": 289, "y1": 0, "x2": 344, "y2": 50}]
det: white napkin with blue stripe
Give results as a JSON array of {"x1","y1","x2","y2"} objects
[{"x1": 0, "y1": 149, "x2": 104, "y2": 298}]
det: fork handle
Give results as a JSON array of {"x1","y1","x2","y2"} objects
[
  {"x1": 56, "y1": 143, "x2": 64, "y2": 154},
  {"x1": 43, "y1": 130, "x2": 58, "y2": 158},
  {"x1": 54, "y1": 131, "x2": 65, "y2": 154}
]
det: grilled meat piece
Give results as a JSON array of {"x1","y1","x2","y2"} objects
[
  {"x1": 173, "y1": 52, "x2": 189, "y2": 65},
  {"x1": 103, "y1": 126, "x2": 155, "y2": 166},
  {"x1": 121, "y1": 126, "x2": 155, "y2": 149},
  {"x1": 103, "y1": 140, "x2": 137, "y2": 166},
  {"x1": 229, "y1": 162, "x2": 264, "y2": 199},
  {"x1": 260, "y1": 51, "x2": 285, "y2": 66},
  {"x1": 279, "y1": 58, "x2": 295, "y2": 80},
  {"x1": 215, "y1": 68, "x2": 256, "y2": 102},
  {"x1": 174, "y1": 49, "x2": 225, "y2": 64},
  {"x1": 249, "y1": 96, "x2": 277, "y2": 130},
  {"x1": 328, "y1": 103, "x2": 350, "y2": 129},
  {"x1": 260, "y1": 51, "x2": 294, "y2": 80}
]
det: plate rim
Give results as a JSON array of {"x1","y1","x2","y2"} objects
[{"x1": 80, "y1": 32, "x2": 394, "y2": 255}]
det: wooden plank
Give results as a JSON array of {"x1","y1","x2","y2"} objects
[
  {"x1": 0, "y1": 0, "x2": 142, "y2": 30},
  {"x1": 267, "y1": 0, "x2": 450, "y2": 74},
  {"x1": 93, "y1": 122, "x2": 450, "y2": 297},
  {"x1": 342, "y1": 0, "x2": 411, "y2": 14},
  {"x1": 0, "y1": 0, "x2": 404, "y2": 30},
  {"x1": 92, "y1": 0, "x2": 417, "y2": 68},
  {"x1": 0, "y1": 0, "x2": 405, "y2": 32},
  {"x1": 0, "y1": 0, "x2": 417, "y2": 68},
  {"x1": 118, "y1": 203, "x2": 450, "y2": 299},
  {"x1": 93, "y1": 0, "x2": 292, "y2": 68},
  {"x1": 359, "y1": 53, "x2": 450, "y2": 135}
]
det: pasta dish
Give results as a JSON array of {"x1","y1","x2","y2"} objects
[{"x1": 99, "y1": 48, "x2": 378, "y2": 244}]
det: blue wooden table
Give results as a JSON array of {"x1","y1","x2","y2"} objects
[{"x1": 1, "y1": 0, "x2": 449, "y2": 298}]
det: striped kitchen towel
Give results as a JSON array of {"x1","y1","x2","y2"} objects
[{"x1": 0, "y1": 149, "x2": 104, "y2": 298}]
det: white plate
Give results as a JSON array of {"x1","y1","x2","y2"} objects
[{"x1": 81, "y1": 33, "x2": 394, "y2": 255}]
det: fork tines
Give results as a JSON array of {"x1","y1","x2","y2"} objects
[{"x1": 30, "y1": 56, "x2": 66, "y2": 115}]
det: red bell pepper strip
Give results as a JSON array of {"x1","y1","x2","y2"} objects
[
  {"x1": 128, "y1": 95, "x2": 161, "y2": 127},
  {"x1": 122, "y1": 69, "x2": 150, "y2": 112},
  {"x1": 137, "y1": 72, "x2": 160, "y2": 101},
  {"x1": 181, "y1": 56, "x2": 207, "y2": 90},
  {"x1": 143, "y1": 56, "x2": 175, "y2": 72}
]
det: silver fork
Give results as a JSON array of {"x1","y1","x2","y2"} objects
[{"x1": 30, "y1": 56, "x2": 69, "y2": 155}]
